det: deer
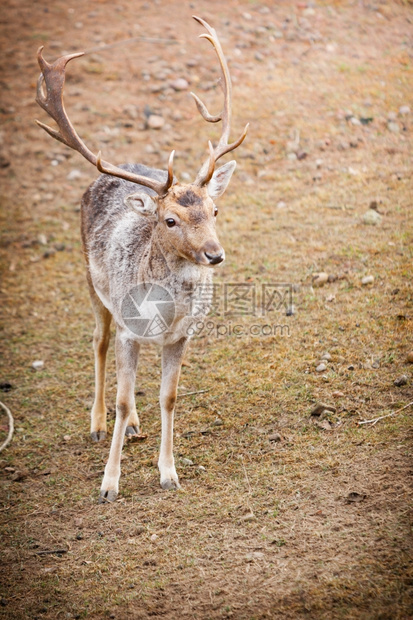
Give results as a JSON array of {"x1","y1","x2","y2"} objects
[{"x1": 35, "y1": 16, "x2": 248, "y2": 502}]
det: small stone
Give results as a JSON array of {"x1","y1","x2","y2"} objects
[
  {"x1": 269, "y1": 432, "x2": 282, "y2": 442},
  {"x1": 32, "y1": 360, "x2": 44, "y2": 370},
  {"x1": 132, "y1": 526, "x2": 145, "y2": 536},
  {"x1": 150, "y1": 534, "x2": 158, "y2": 541},
  {"x1": 211, "y1": 418, "x2": 223, "y2": 426},
  {"x1": 147, "y1": 115, "x2": 165, "y2": 129},
  {"x1": 350, "y1": 117, "x2": 361, "y2": 126},
  {"x1": 198, "y1": 465, "x2": 206, "y2": 471},
  {"x1": 345, "y1": 492, "x2": 366, "y2": 503},
  {"x1": 242, "y1": 12, "x2": 252, "y2": 20},
  {"x1": 181, "y1": 458, "x2": 194, "y2": 466},
  {"x1": 394, "y1": 375, "x2": 408, "y2": 387},
  {"x1": 310, "y1": 403, "x2": 336, "y2": 417},
  {"x1": 361, "y1": 275, "x2": 374, "y2": 285},
  {"x1": 337, "y1": 141, "x2": 350, "y2": 151},
  {"x1": 387, "y1": 121, "x2": 400, "y2": 133},
  {"x1": 399, "y1": 105, "x2": 410, "y2": 116},
  {"x1": 67, "y1": 169, "x2": 83, "y2": 181},
  {"x1": 347, "y1": 365, "x2": 355, "y2": 371},
  {"x1": 406, "y1": 352, "x2": 413, "y2": 364},
  {"x1": 332, "y1": 391, "x2": 345, "y2": 398},
  {"x1": 312, "y1": 272, "x2": 329, "y2": 287},
  {"x1": 63, "y1": 435, "x2": 71, "y2": 442},
  {"x1": 170, "y1": 78, "x2": 188, "y2": 91},
  {"x1": 315, "y1": 158, "x2": 323, "y2": 168},
  {"x1": 0, "y1": 155, "x2": 10, "y2": 168},
  {"x1": 54, "y1": 243, "x2": 65, "y2": 252},
  {"x1": 37, "y1": 234, "x2": 48, "y2": 246},
  {"x1": 362, "y1": 209, "x2": 382, "y2": 226},
  {"x1": 316, "y1": 363, "x2": 327, "y2": 372},
  {"x1": 43, "y1": 249, "x2": 56, "y2": 259},
  {"x1": 287, "y1": 152, "x2": 297, "y2": 161},
  {"x1": 277, "y1": 201, "x2": 287, "y2": 209},
  {"x1": 315, "y1": 419, "x2": 332, "y2": 431},
  {"x1": 254, "y1": 52, "x2": 264, "y2": 62},
  {"x1": 320, "y1": 352, "x2": 332, "y2": 361},
  {"x1": 371, "y1": 361, "x2": 380, "y2": 369}
]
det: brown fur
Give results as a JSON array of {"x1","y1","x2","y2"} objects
[{"x1": 79, "y1": 161, "x2": 235, "y2": 501}]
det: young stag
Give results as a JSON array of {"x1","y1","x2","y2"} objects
[{"x1": 35, "y1": 16, "x2": 248, "y2": 501}]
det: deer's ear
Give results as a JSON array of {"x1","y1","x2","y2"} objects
[
  {"x1": 207, "y1": 160, "x2": 236, "y2": 199},
  {"x1": 124, "y1": 192, "x2": 157, "y2": 217}
]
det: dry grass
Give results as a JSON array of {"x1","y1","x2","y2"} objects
[{"x1": 0, "y1": 0, "x2": 412, "y2": 618}]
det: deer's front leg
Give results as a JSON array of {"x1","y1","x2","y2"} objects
[
  {"x1": 159, "y1": 337, "x2": 188, "y2": 490},
  {"x1": 99, "y1": 329, "x2": 140, "y2": 503}
]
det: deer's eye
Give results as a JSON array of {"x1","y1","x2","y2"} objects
[
  {"x1": 214, "y1": 207, "x2": 218, "y2": 217},
  {"x1": 165, "y1": 218, "x2": 176, "y2": 228}
]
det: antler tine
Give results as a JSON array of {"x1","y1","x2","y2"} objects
[
  {"x1": 36, "y1": 47, "x2": 96, "y2": 163},
  {"x1": 35, "y1": 47, "x2": 175, "y2": 196},
  {"x1": 192, "y1": 16, "x2": 248, "y2": 186}
]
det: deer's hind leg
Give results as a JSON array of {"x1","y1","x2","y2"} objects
[
  {"x1": 88, "y1": 279, "x2": 112, "y2": 442},
  {"x1": 99, "y1": 328, "x2": 140, "y2": 502}
]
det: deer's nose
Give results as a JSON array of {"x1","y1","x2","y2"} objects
[{"x1": 205, "y1": 250, "x2": 225, "y2": 265}]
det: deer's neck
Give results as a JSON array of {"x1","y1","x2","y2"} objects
[{"x1": 141, "y1": 224, "x2": 210, "y2": 291}]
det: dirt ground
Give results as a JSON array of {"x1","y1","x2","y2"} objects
[{"x1": 0, "y1": 0, "x2": 412, "y2": 618}]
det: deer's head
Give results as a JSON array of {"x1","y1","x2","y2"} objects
[
  {"x1": 124, "y1": 161, "x2": 236, "y2": 266},
  {"x1": 35, "y1": 17, "x2": 248, "y2": 268}
]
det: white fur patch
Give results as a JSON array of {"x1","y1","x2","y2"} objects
[{"x1": 207, "y1": 160, "x2": 236, "y2": 199}]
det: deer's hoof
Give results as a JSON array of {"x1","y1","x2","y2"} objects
[
  {"x1": 91, "y1": 430, "x2": 107, "y2": 442},
  {"x1": 98, "y1": 489, "x2": 117, "y2": 503},
  {"x1": 125, "y1": 425, "x2": 140, "y2": 437},
  {"x1": 161, "y1": 478, "x2": 181, "y2": 491}
]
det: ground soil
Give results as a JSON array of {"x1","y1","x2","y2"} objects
[{"x1": 0, "y1": 1, "x2": 412, "y2": 618}]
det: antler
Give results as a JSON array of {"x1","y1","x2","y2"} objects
[
  {"x1": 35, "y1": 46, "x2": 175, "y2": 196},
  {"x1": 191, "y1": 16, "x2": 249, "y2": 186}
]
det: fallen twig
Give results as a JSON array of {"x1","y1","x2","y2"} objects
[
  {"x1": 35, "y1": 549, "x2": 68, "y2": 556},
  {"x1": 358, "y1": 400, "x2": 413, "y2": 426},
  {"x1": 0, "y1": 401, "x2": 14, "y2": 452},
  {"x1": 179, "y1": 389, "x2": 211, "y2": 398}
]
